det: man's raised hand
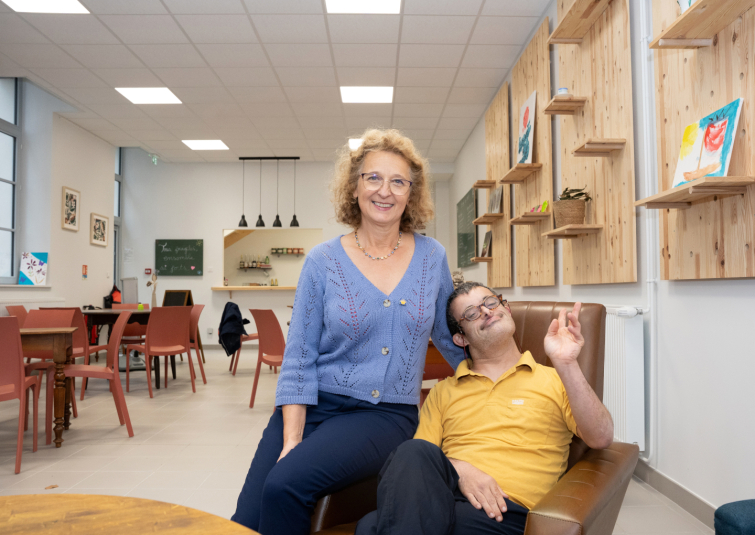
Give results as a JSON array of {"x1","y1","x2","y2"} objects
[{"x1": 543, "y1": 302, "x2": 584, "y2": 365}]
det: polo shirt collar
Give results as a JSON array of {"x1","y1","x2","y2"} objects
[{"x1": 453, "y1": 350, "x2": 536, "y2": 383}]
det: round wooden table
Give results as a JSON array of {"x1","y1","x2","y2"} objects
[{"x1": 0, "y1": 494, "x2": 258, "y2": 534}]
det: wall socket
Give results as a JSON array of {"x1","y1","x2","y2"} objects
[{"x1": 207, "y1": 327, "x2": 213, "y2": 335}]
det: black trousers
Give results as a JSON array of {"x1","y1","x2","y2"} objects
[{"x1": 355, "y1": 440, "x2": 529, "y2": 535}]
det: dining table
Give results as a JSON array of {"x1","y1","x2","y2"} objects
[{"x1": 19, "y1": 327, "x2": 76, "y2": 448}]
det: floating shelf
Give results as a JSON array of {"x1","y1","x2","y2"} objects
[
  {"x1": 634, "y1": 176, "x2": 754, "y2": 209},
  {"x1": 548, "y1": 0, "x2": 613, "y2": 45},
  {"x1": 542, "y1": 224, "x2": 603, "y2": 239},
  {"x1": 544, "y1": 96, "x2": 588, "y2": 115},
  {"x1": 500, "y1": 163, "x2": 543, "y2": 184},
  {"x1": 649, "y1": 0, "x2": 755, "y2": 49},
  {"x1": 510, "y1": 212, "x2": 551, "y2": 226},
  {"x1": 471, "y1": 257, "x2": 494, "y2": 263},
  {"x1": 473, "y1": 213, "x2": 506, "y2": 225},
  {"x1": 212, "y1": 285, "x2": 296, "y2": 298},
  {"x1": 572, "y1": 138, "x2": 626, "y2": 157},
  {"x1": 238, "y1": 265, "x2": 271, "y2": 271},
  {"x1": 473, "y1": 180, "x2": 497, "y2": 189}
]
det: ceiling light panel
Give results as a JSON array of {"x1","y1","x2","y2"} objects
[
  {"x1": 116, "y1": 87, "x2": 182, "y2": 104},
  {"x1": 1, "y1": 0, "x2": 88, "y2": 13},
  {"x1": 325, "y1": 0, "x2": 400, "y2": 14},
  {"x1": 340, "y1": 86, "x2": 393, "y2": 104},
  {"x1": 182, "y1": 140, "x2": 229, "y2": 150}
]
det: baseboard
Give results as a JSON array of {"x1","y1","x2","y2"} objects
[{"x1": 634, "y1": 460, "x2": 716, "y2": 529}]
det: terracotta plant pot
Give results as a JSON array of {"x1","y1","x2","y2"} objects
[{"x1": 552, "y1": 199, "x2": 586, "y2": 228}]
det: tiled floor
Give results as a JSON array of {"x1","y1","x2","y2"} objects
[{"x1": 0, "y1": 350, "x2": 712, "y2": 534}]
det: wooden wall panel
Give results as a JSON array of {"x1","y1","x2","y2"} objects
[
  {"x1": 652, "y1": 1, "x2": 755, "y2": 280},
  {"x1": 557, "y1": 0, "x2": 638, "y2": 284},
  {"x1": 512, "y1": 19, "x2": 555, "y2": 287},
  {"x1": 485, "y1": 82, "x2": 511, "y2": 288}
]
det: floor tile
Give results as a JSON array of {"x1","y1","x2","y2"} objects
[{"x1": 73, "y1": 471, "x2": 151, "y2": 489}]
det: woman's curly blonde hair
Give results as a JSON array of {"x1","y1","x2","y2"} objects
[{"x1": 331, "y1": 128, "x2": 434, "y2": 232}]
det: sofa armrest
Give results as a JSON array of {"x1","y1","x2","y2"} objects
[
  {"x1": 524, "y1": 441, "x2": 639, "y2": 535},
  {"x1": 311, "y1": 476, "x2": 378, "y2": 533}
]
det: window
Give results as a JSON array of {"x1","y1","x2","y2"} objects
[{"x1": 0, "y1": 78, "x2": 19, "y2": 283}]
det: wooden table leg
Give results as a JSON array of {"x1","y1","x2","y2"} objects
[
  {"x1": 53, "y1": 334, "x2": 73, "y2": 448},
  {"x1": 170, "y1": 355, "x2": 176, "y2": 379},
  {"x1": 64, "y1": 377, "x2": 72, "y2": 430}
]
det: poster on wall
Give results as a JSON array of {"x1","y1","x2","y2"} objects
[
  {"x1": 672, "y1": 98, "x2": 743, "y2": 188},
  {"x1": 61, "y1": 186, "x2": 80, "y2": 231},
  {"x1": 90, "y1": 213, "x2": 109, "y2": 247},
  {"x1": 517, "y1": 90, "x2": 536, "y2": 164},
  {"x1": 19, "y1": 252, "x2": 48, "y2": 285}
]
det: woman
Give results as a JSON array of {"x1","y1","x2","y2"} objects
[{"x1": 232, "y1": 129, "x2": 465, "y2": 534}]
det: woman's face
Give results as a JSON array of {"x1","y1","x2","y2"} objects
[{"x1": 353, "y1": 150, "x2": 412, "y2": 230}]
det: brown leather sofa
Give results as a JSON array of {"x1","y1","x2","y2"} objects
[{"x1": 310, "y1": 301, "x2": 640, "y2": 535}]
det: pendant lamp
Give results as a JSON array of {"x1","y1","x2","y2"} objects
[
  {"x1": 273, "y1": 159, "x2": 282, "y2": 227},
  {"x1": 290, "y1": 159, "x2": 299, "y2": 227},
  {"x1": 238, "y1": 161, "x2": 248, "y2": 227},
  {"x1": 255, "y1": 160, "x2": 265, "y2": 227}
]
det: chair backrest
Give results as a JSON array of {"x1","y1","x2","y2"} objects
[
  {"x1": 25, "y1": 309, "x2": 76, "y2": 329},
  {"x1": 190, "y1": 304, "x2": 204, "y2": 342},
  {"x1": 423, "y1": 341, "x2": 455, "y2": 381},
  {"x1": 249, "y1": 309, "x2": 285, "y2": 359},
  {"x1": 4, "y1": 305, "x2": 28, "y2": 327},
  {"x1": 106, "y1": 311, "x2": 132, "y2": 372},
  {"x1": 0, "y1": 317, "x2": 25, "y2": 394},
  {"x1": 508, "y1": 301, "x2": 606, "y2": 469},
  {"x1": 40, "y1": 307, "x2": 89, "y2": 354},
  {"x1": 113, "y1": 303, "x2": 150, "y2": 310},
  {"x1": 145, "y1": 306, "x2": 191, "y2": 350},
  {"x1": 113, "y1": 303, "x2": 149, "y2": 337}
]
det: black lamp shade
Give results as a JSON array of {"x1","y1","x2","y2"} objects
[
  {"x1": 256, "y1": 215, "x2": 265, "y2": 227},
  {"x1": 273, "y1": 214, "x2": 282, "y2": 227},
  {"x1": 290, "y1": 214, "x2": 299, "y2": 227},
  {"x1": 238, "y1": 214, "x2": 248, "y2": 227}
]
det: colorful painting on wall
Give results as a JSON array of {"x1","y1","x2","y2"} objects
[
  {"x1": 517, "y1": 90, "x2": 536, "y2": 164},
  {"x1": 672, "y1": 98, "x2": 743, "y2": 188},
  {"x1": 62, "y1": 186, "x2": 80, "y2": 231},
  {"x1": 90, "y1": 213, "x2": 109, "y2": 247},
  {"x1": 19, "y1": 252, "x2": 48, "y2": 285}
]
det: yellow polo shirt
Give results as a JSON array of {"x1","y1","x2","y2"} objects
[{"x1": 414, "y1": 351, "x2": 578, "y2": 510}]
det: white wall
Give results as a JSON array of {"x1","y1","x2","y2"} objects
[{"x1": 445, "y1": 0, "x2": 755, "y2": 511}]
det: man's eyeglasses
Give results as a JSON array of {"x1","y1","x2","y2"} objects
[
  {"x1": 458, "y1": 295, "x2": 510, "y2": 323},
  {"x1": 360, "y1": 173, "x2": 413, "y2": 196}
]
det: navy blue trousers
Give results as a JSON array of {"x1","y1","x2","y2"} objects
[
  {"x1": 356, "y1": 440, "x2": 529, "y2": 535},
  {"x1": 231, "y1": 392, "x2": 419, "y2": 535}
]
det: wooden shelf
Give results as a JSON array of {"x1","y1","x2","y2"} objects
[
  {"x1": 572, "y1": 138, "x2": 626, "y2": 157},
  {"x1": 634, "y1": 176, "x2": 754, "y2": 209},
  {"x1": 500, "y1": 163, "x2": 543, "y2": 184},
  {"x1": 542, "y1": 224, "x2": 603, "y2": 239},
  {"x1": 548, "y1": 0, "x2": 613, "y2": 44},
  {"x1": 510, "y1": 212, "x2": 551, "y2": 226},
  {"x1": 473, "y1": 180, "x2": 497, "y2": 189},
  {"x1": 212, "y1": 285, "x2": 296, "y2": 298},
  {"x1": 544, "y1": 96, "x2": 588, "y2": 115},
  {"x1": 471, "y1": 257, "x2": 494, "y2": 263},
  {"x1": 473, "y1": 213, "x2": 506, "y2": 225},
  {"x1": 649, "y1": 0, "x2": 755, "y2": 49}
]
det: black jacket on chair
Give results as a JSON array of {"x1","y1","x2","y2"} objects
[{"x1": 218, "y1": 302, "x2": 250, "y2": 356}]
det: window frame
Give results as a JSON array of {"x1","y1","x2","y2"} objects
[
  {"x1": 0, "y1": 78, "x2": 20, "y2": 285},
  {"x1": 114, "y1": 148, "x2": 123, "y2": 286}
]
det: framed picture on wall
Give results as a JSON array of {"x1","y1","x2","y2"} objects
[
  {"x1": 61, "y1": 186, "x2": 80, "y2": 231},
  {"x1": 90, "y1": 213, "x2": 108, "y2": 247}
]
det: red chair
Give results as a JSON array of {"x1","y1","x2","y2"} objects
[
  {"x1": 189, "y1": 305, "x2": 207, "y2": 384},
  {"x1": 23, "y1": 309, "x2": 77, "y2": 445},
  {"x1": 248, "y1": 310, "x2": 285, "y2": 409},
  {"x1": 230, "y1": 332, "x2": 260, "y2": 376},
  {"x1": 112, "y1": 303, "x2": 148, "y2": 355},
  {"x1": 4, "y1": 305, "x2": 28, "y2": 327},
  {"x1": 0, "y1": 317, "x2": 41, "y2": 474},
  {"x1": 125, "y1": 306, "x2": 194, "y2": 398},
  {"x1": 66, "y1": 311, "x2": 134, "y2": 437}
]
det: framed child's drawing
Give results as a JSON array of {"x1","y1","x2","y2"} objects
[{"x1": 90, "y1": 213, "x2": 108, "y2": 247}]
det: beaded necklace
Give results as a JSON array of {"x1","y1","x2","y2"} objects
[{"x1": 355, "y1": 230, "x2": 402, "y2": 261}]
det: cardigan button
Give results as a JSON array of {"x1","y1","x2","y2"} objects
[
  {"x1": 372, "y1": 390, "x2": 380, "y2": 398},
  {"x1": 381, "y1": 347, "x2": 389, "y2": 355},
  {"x1": 383, "y1": 299, "x2": 391, "y2": 307}
]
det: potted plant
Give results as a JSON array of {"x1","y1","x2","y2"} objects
[{"x1": 553, "y1": 187, "x2": 591, "y2": 228}]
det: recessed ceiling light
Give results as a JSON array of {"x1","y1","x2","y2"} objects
[
  {"x1": 325, "y1": 0, "x2": 400, "y2": 14},
  {"x1": 115, "y1": 87, "x2": 181, "y2": 105},
  {"x1": 349, "y1": 139, "x2": 363, "y2": 151},
  {"x1": 0, "y1": 0, "x2": 89, "y2": 13},
  {"x1": 182, "y1": 140, "x2": 229, "y2": 151},
  {"x1": 340, "y1": 86, "x2": 393, "y2": 104}
]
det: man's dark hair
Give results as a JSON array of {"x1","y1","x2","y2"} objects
[{"x1": 446, "y1": 281, "x2": 497, "y2": 336}]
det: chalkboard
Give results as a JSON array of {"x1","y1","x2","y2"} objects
[
  {"x1": 456, "y1": 188, "x2": 477, "y2": 268},
  {"x1": 162, "y1": 289, "x2": 194, "y2": 306},
  {"x1": 155, "y1": 240, "x2": 203, "y2": 277}
]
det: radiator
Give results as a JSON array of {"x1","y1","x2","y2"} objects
[{"x1": 603, "y1": 307, "x2": 645, "y2": 450}]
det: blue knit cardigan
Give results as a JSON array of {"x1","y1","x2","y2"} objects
[{"x1": 275, "y1": 234, "x2": 465, "y2": 407}]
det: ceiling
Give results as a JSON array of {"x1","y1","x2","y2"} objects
[{"x1": 0, "y1": 0, "x2": 549, "y2": 164}]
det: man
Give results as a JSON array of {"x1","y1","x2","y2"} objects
[{"x1": 356, "y1": 282, "x2": 614, "y2": 535}]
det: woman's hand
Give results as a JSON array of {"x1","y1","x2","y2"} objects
[
  {"x1": 449, "y1": 458, "x2": 508, "y2": 522},
  {"x1": 278, "y1": 438, "x2": 302, "y2": 462},
  {"x1": 279, "y1": 404, "x2": 307, "y2": 463}
]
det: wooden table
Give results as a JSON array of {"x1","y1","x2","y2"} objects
[
  {"x1": 19, "y1": 327, "x2": 76, "y2": 448},
  {"x1": 0, "y1": 494, "x2": 257, "y2": 535}
]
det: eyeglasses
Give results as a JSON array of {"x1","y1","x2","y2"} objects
[
  {"x1": 459, "y1": 295, "x2": 509, "y2": 323},
  {"x1": 360, "y1": 173, "x2": 413, "y2": 196}
]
